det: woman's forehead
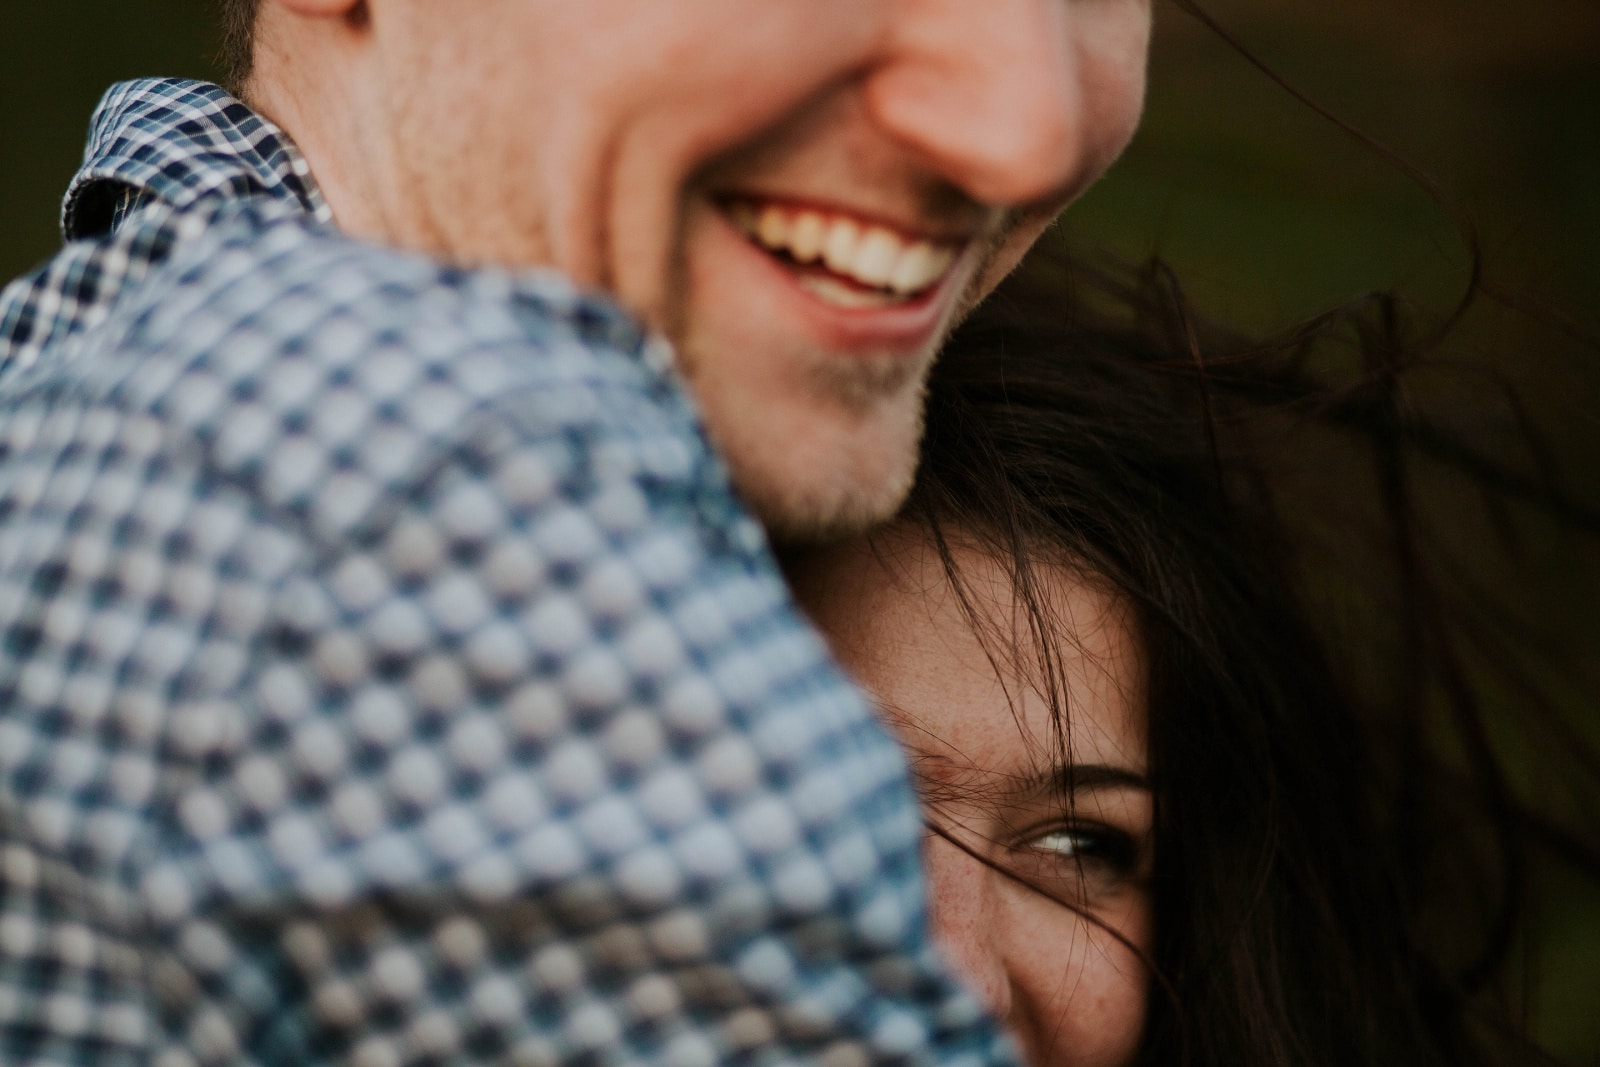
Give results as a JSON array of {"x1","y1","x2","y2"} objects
[{"x1": 790, "y1": 525, "x2": 1148, "y2": 778}]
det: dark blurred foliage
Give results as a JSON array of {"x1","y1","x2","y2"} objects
[
  {"x1": 1, "y1": 0, "x2": 1596, "y2": 1060},
  {"x1": 0, "y1": 0, "x2": 222, "y2": 279}
]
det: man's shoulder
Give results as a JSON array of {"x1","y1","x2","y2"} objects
[
  {"x1": 5, "y1": 194, "x2": 686, "y2": 417},
  {"x1": 0, "y1": 204, "x2": 720, "y2": 548},
  {"x1": 118, "y1": 205, "x2": 685, "y2": 426}
]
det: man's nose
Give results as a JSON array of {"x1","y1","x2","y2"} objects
[
  {"x1": 923, "y1": 833, "x2": 1013, "y2": 1020},
  {"x1": 864, "y1": 0, "x2": 1085, "y2": 208}
]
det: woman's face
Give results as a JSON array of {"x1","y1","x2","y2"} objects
[{"x1": 790, "y1": 526, "x2": 1153, "y2": 1067}]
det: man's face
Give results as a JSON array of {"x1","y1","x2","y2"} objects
[{"x1": 373, "y1": 0, "x2": 1152, "y2": 539}]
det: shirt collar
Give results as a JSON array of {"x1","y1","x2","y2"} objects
[{"x1": 62, "y1": 77, "x2": 334, "y2": 241}]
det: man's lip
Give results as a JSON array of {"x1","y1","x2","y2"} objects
[
  {"x1": 711, "y1": 201, "x2": 966, "y2": 354},
  {"x1": 719, "y1": 195, "x2": 968, "y2": 303}
]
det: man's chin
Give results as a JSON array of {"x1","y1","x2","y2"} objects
[
  {"x1": 694, "y1": 373, "x2": 927, "y2": 548},
  {"x1": 668, "y1": 301, "x2": 934, "y2": 547},
  {"x1": 737, "y1": 448, "x2": 920, "y2": 548}
]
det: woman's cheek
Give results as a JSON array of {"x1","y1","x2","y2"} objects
[{"x1": 1004, "y1": 891, "x2": 1151, "y2": 1067}]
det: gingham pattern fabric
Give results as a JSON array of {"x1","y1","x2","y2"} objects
[{"x1": 0, "y1": 79, "x2": 1011, "y2": 1066}]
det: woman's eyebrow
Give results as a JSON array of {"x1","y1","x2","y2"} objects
[{"x1": 1012, "y1": 763, "x2": 1151, "y2": 799}]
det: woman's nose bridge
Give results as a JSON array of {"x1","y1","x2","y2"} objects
[
  {"x1": 867, "y1": 0, "x2": 1083, "y2": 206},
  {"x1": 924, "y1": 833, "x2": 1013, "y2": 1018}
]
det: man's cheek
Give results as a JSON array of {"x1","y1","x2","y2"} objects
[{"x1": 972, "y1": 213, "x2": 1059, "y2": 301}]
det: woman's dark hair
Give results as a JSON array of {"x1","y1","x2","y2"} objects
[{"x1": 904, "y1": 246, "x2": 1599, "y2": 1065}]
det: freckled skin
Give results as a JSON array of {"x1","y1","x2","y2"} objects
[
  {"x1": 791, "y1": 527, "x2": 1153, "y2": 1067},
  {"x1": 248, "y1": 0, "x2": 1152, "y2": 539}
]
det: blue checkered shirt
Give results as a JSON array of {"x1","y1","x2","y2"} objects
[{"x1": 0, "y1": 79, "x2": 1010, "y2": 1067}]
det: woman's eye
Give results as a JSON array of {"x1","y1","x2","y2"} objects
[
  {"x1": 1030, "y1": 830, "x2": 1092, "y2": 856},
  {"x1": 1012, "y1": 825, "x2": 1142, "y2": 897}
]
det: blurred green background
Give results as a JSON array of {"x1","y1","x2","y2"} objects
[
  {"x1": 1084, "y1": 6, "x2": 1600, "y2": 1061},
  {"x1": 1, "y1": 0, "x2": 1596, "y2": 1060}
]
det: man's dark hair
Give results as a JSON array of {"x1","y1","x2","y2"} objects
[{"x1": 219, "y1": 0, "x2": 260, "y2": 90}]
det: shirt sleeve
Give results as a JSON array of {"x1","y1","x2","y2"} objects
[{"x1": 0, "y1": 366, "x2": 1009, "y2": 1064}]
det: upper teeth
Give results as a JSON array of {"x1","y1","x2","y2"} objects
[{"x1": 730, "y1": 202, "x2": 958, "y2": 297}]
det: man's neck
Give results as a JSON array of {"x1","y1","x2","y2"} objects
[{"x1": 244, "y1": 11, "x2": 401, "y2": 247}]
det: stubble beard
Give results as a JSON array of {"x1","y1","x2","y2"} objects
[
  {"x1": 657, "y1": 209, "x2": 1015, "y2": 548},
  {"x1": 754, "y1": 251, "x2": 1013, "y2": 545},
  {"x1": 658, "y1": 248, "x2": 934, "y2": 546},
  {"x1": 672, "y1": 321, "x2": 931, "y2": 549}
]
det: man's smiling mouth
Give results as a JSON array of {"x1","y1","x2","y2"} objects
[{"x1": 723, "y1": 198, "x2": 961, "y2": 311}]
